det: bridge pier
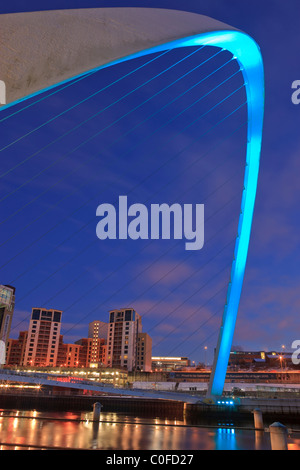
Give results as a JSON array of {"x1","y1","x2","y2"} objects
[
  {"x1": 92, "y1": 402, "x2": 103, "y2": 422},
  {"x1": 252, "y1": 408, "x2": 264, "y2": 430},
  {"x1": 269, "y1": 422, "x2": 288, "y2": 450}
]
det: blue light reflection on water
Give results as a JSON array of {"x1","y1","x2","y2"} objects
[{"x1": 215, "y1": 427, "x2": 237, "y2": 451}]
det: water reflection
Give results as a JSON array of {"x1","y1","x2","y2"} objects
[
  {"x1": 255, "y1": 430, "x2": 265, "y2": 451},
  {"x1": 0, "y1": 409, "x2": 299, "y2": 450}
]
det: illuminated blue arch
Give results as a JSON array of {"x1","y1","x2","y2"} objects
[
  {"x1": 0, "y1": 11, "x2": 264, "y2": 398},
  {"x1": 131, "y1": 31, "x2": 264, "y2": 398}
]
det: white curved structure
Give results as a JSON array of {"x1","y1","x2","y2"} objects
[
  {"x1": 0, "y1": 8, "x2": 239, "y2": 107},
  {"x1": 0, "y1": 8, "x2": 264, "y2": 398}
]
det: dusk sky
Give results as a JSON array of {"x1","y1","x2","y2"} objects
[{"x1": 0, "y1": 0, "x2": 299, "y2": 365}]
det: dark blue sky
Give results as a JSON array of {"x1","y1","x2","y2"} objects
[{"x1": 0, "y1": 1, "x2": 299, "y2": 365}]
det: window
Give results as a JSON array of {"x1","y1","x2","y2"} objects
[
  {"x1": 32, "y1": 310, "x2": 40, "y2": 320},
  {"x1": 41, "y1": 310, "x2": 52, "y2": 321},
  {"x1": 53, "y1": 312, "x2": 61, "y2": 322},
  {"x1": 125, "y1": 310, "x2": 132, "y2": 321}
]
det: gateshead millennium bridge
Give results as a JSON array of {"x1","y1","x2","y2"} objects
[{"x1": 0, "y1": 8, "x2": 264, "y2": 399}]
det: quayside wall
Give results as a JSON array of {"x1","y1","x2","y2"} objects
[{"x1": 0, "y1": 393, "x2": 184, "y2": 419}]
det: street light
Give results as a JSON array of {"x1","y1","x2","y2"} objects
[
  {"x1": 204, "y1": 346, "x2": 208, "y2": 368},
  {"x1": 281, "y1": 345, "x2": 286, "y2": 370}
]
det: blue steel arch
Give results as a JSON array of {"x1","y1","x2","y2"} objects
[
  {"x1": 0, "y1": 26, "x2": 264, "y2": 398},
  {"x1": 126, "y1": 31, "x2": 264, "y2": 398}
]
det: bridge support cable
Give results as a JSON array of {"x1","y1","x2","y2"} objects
[{"x1": 0, "y1": 76, "x2": 245, "y2": 282}]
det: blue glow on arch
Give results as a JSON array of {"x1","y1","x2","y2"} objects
[
  {"x1": 1, "y1": 29, "x2": 264, "y2": 398},
  {"x1": 187, "y1": 31, "x2": 264, "y2": 398},
  {"x1": 112, "y1": 30, "x2": 264, "y2": 398}
]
